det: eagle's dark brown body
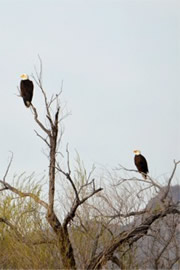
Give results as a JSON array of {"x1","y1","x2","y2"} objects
[
  {"x1": 20, "y1": 79, "x2": 34, "y2": 107},
  {"x1": 134, "y1": 154, "x2": 149, "y2": 179}
]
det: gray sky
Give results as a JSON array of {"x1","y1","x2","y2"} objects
[{"x1": 0, "y1": 0, "x2": 179, "y2": 182}]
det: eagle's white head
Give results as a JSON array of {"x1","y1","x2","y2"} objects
[
  {"x1": 133, "y1": 150, "x2": 141, "y2": 155},
  {"x1": 20, "y1": 73, "x2": 29, "y2": 80}
]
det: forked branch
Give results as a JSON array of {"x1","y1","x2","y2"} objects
[
  {"x1": 31, "y1": 104, "x2": 51, "y2": 136},
  {"x1": 63, "y1": 186, "x2": 103, "y2": 230}
]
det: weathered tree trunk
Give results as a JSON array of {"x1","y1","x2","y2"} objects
[
  {"x1": 47, "y1": 211, "x2": 76, "y2": 269},
  {"x1": 47, "y1": 112, "x2": 76, "y2": 269},
  {"x1": 49, "y1": 135, "x2": 57, "y2": 213}
]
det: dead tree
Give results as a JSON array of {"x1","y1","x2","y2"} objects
[{"x1": 0, "y1": 60, "x2": 102, "y2": 269}]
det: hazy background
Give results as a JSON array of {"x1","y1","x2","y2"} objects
[{"x1": 0, "y1": 0, "x2": 179, "y2": 182}]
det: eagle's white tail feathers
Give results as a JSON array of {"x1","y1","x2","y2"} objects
[
  {"x1": 141, "y1": 172, "x2": 148, "y2": 180},
  {"x1": 25, "y1": 101, "x2": 31, "y2": 107}
]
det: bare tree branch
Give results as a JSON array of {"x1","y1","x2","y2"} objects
[
  {"x1": 0, "y1": 187, "x2": 8, "y2": 192},
  {"x1": 116, "y1": 164, "x2": 162, "y2": 190},
  {"x1": 161, "y1": 160, "x2": 180, "y2": 203},
  {"x1": 3, "y1": 152, "x2": 13, "y2": 182},
  {"x1": 32, "y1": 58, "x2": 54, "y2": 129},
  {"x1": 0, "y1": 180, "x2": 48, "y2": 209},
  {"x1": 106, "y1": 209, "x2": 148, "y2": 219},
  {"x1": 116, "y1": 164, "x2": 138, "y2": 173},
  {"x1": 34, "y1": 129, "x2": 50, "y2": 147},
  {"x1": 87, "y1": 206, "x2": 180, "y2": 269},
  {"x1": 63, "y1": 187, "x2": 103, "y2": 230},
  {"x1": 48, "y1": 90, "x2": 62, "y2": 109},
  {"x1": 31, "y1": 104, "x2": 51, "y2": 136},
  {"x1": 56, "y1": 165, "x2": 79, "y2": 203}
]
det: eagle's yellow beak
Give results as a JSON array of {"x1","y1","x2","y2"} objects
[{"x1": 20, "y1": 73, "x2": 28, "y2": 80}]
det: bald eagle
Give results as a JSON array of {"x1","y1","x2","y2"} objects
[
  {"x1": 20, "y1": 74, "x2": 34, "y2": 107},
  {"x1": 133, "y1": 150, "x2": 149, "y2": 179}
]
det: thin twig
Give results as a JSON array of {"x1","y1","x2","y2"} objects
[
  {"x1": 34, "y1": 130, "x2": 50, "y2": 147},
  {"x1": 66, "y1": 144, "x2": 71, "y2": 175},
  {"x1": 116, "y1": 164, "x2": 162, "y2": 190},
  {"x1": 3, "y1": 152, "x2": 13, "y2": 182},
  {"x1": 48, "y1": 90, "x2": 62, "y2": 108},
  {"x1": 78, "y1": 178, "x2": 95, "y2": 195},
  {"x1": 56, "y1": 165, "x2": 79, "y2": 202},
  {"x1": 161, "y1": 160, "x2": 180, "y2": 203},
  {"x1": 116, "y1": 164, "x2": 138, "y2": 173}
]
